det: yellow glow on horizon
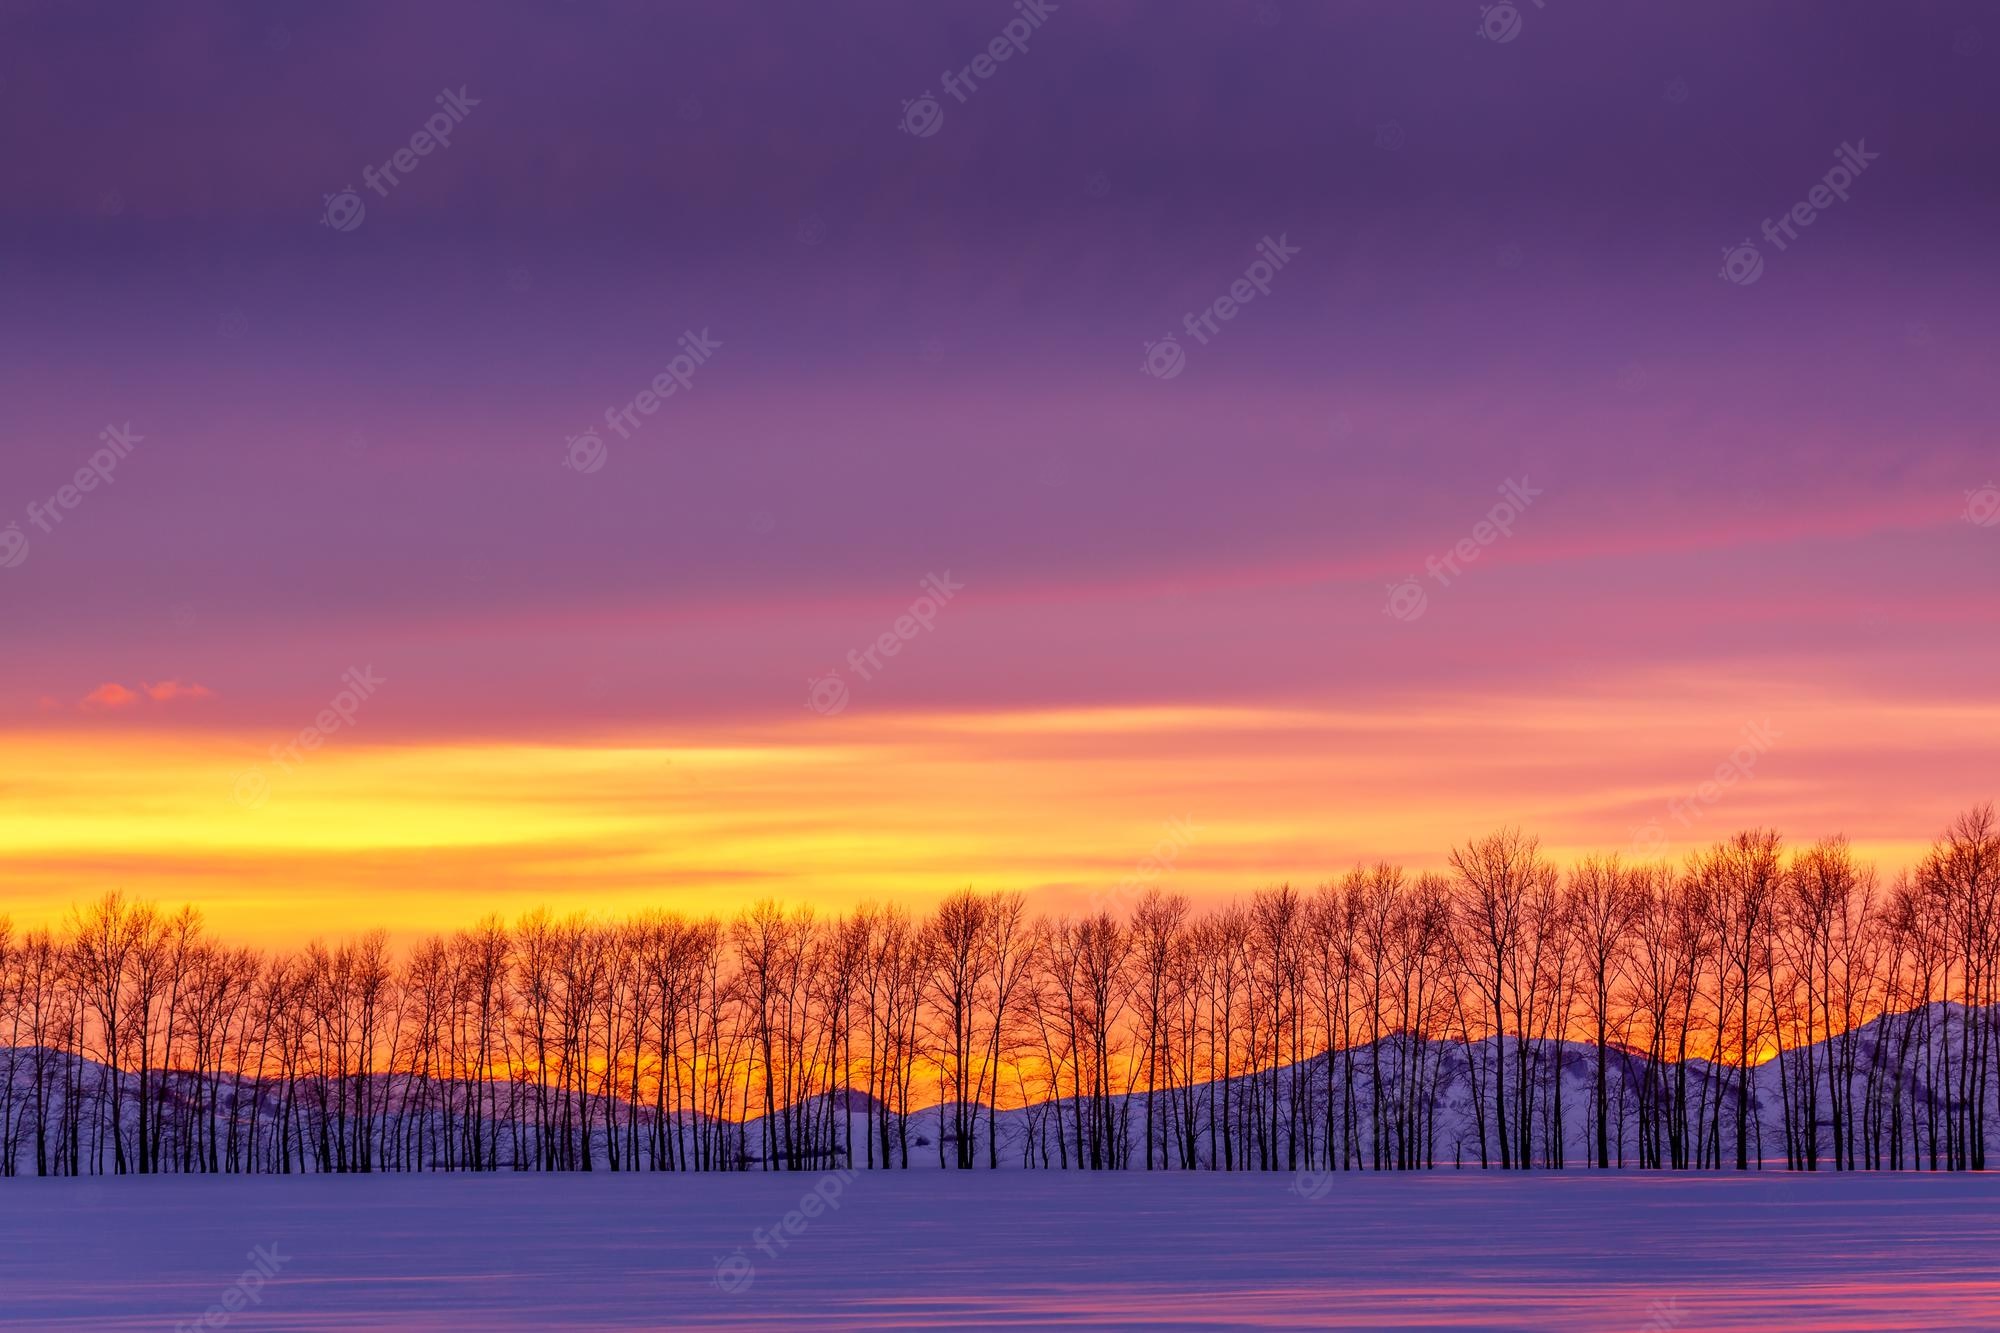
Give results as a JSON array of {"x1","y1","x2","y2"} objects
[{"x1": 0, "y1": 675, "x2": 1993, "y2": 949}]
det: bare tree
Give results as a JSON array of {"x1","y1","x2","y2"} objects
[
  {"x1": 8, "y1": 811, "x2": 2000, "y2": 1177},
  {"x1": 1450, "y1": 829, "x2": 1545, "y2": 1169},
  {"x1": 1568, "y1": 855, "x2": 1644, "y2": 1169}
]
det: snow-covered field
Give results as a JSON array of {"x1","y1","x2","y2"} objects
[{"x1": 1, "y1": 1173, "x2": 1995, "y2": 1330}]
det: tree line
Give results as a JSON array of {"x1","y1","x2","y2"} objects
[{"x1": 2, "y1": 807, "x2": 1996, "y2": 1177}]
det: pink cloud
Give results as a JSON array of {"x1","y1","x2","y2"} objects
[
  {"x1": 80, "y1": 683, "x2": 140, "y2": 710},
  {"x1": 78, "y1": 680, "x2": 215, "y2": 711},
  {"x1": 141, "y1": 680, "x2": 216, "y2": 703}
]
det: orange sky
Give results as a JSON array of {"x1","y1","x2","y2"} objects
[{"x1": 5, "y1": 664, "x2": 1991, "y2": 948}]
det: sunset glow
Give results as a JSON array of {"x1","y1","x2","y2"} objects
[
  {"x1": 7, "y1": 4, "x2": 2000, "y2": 1329},
  {"x1": 3, "y1": 664, "x2": 1994, "y2": 944}
]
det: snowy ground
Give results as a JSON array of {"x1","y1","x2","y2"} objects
[{"x1": 1, "y1": 1173, "x2": 1996, "y2": 1330}]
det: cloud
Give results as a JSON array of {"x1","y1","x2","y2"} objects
[
  {"x1": 78, "y1": 680, "x2": 215, "y2": 711},
  {"x1": 141, "y1": 680, "x2": 216, "y2": 703}
]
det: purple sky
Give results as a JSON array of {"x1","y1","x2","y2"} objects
[{"x1": 2, "y1": 0, "x2": 1997, "y2": 935}]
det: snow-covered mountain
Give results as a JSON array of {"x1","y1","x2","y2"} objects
[{"x1": 6, "y1": 1002, "x2": 1992, "y2": 1173}]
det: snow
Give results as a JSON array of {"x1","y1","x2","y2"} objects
[{"x1": 1, "y1": 1172, "x2": 1996, "y2": 1329}]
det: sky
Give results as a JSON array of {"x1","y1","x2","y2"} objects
[{"x1": 2, "y1": 0, "x2": 1997, "y2": 945}]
